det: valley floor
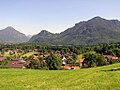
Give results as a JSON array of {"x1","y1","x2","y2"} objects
[{"x1": 0, "y1": 63, "x2": 120, "y2": 90}]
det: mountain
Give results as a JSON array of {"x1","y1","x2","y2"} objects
[
  {"x1": 0, "y1": 26, "x2": 29, "y2": 43},
  {"x1": 29, "y1": 16, "x2": 120, "y2": 45},
  {"x1": 27, "y1": 35, "x2": 33, "y2": 39},
  {"x1": 30, "y1": 30, "x2": 58, "y2": 44}
]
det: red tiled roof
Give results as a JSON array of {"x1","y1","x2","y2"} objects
[
  {"x1": 32, "y1": 57, "x2": 39, "y2": 60},
  {"x1": 112, "y1": 56, "x2": 118, "y2": 60},
  {"x1": 0, "y1": 57, "x2": 6, "y2": 61},
  {"x1": 63, "y1": 65, "x2": 80, "y2": 70},
  {"x1": 103, "y1": 55, "x2": 118, "y2": 60},
  {"x1": 6, "y1": 59, "x2": 26, "y2": 68}
]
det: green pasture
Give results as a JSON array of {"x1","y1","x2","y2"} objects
[{"x1": 0, "y1": 63, "x2": 120, "y2": 90}]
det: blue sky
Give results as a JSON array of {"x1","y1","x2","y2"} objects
[{"x1": 0, "y1": 0, "x2": 120, "y2": 35}]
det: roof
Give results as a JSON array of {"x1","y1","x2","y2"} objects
[
  {"x1": 63, "y1": 65, "x2": 80, "y2": 70},
  {"x1": 0, "y1": 57, "x2": 6, "y2": 61},
  {"x1": 103, "y1": 55, "x2": 118, "y2": 60},
  {"x1": 62, "y1": 57, "x2": 66, "y2": 61},
  {"x1": 32, "y1": 57, "x2": 39, "y2": 60},
  {"x1": 6, "y1": 58, "x2": 26, "y2": 68}
]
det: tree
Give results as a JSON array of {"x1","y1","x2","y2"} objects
[
  {"x1": 27, "y1": 60, "x2": 40, "y2": 69},
  {"x1": 0, "y1": 59, "x2": 8, "y2": 68},
  {"x1": 72, "y1": 53, "x2": 77, "y2": 60},
  {"x1": 96, "y1": 54, "x2": 105, "y2": 66},
  {"x1": 46, "y1": 53, "x2": 62, "y2": 70},
  {"x1": 83, "y1": 52, "x2": 105, "y2": 67},
  {"x1": 83, "y1": 52, "x2": 97, "y2": 67}
]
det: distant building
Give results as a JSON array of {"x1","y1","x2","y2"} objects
[
  {"x1": 0, "y1": 57, "x2": 6, "y2": 61},
  {"x1": 79, "y1": 58, "x2": 85, "y2": 67},
  {"x1": 6, "y1": 58, "x2": 26, "y2": 68},
  {"x1": 62, "y1": 57, "x2": 67, "y2": 66},
  {"x1": 63, "y1": 65, "x2": 80, "y2": 70},
  {"x1": 103, "y1": 55, "x2": 119, "y2": 60}
]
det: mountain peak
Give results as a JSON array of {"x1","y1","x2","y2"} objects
[
  {"x1": 40, "y1": 30, "x2": 49, "y2": 33},
  {"x1": 30, "y1": 16, "x2": 120, "y2": 45},
  {"x1": 5, "y1": 26, "x2": 15, "y2": 30},
  {"x1": 38, "y1": 30, "x2": 51, "y2": 36},
  {"x1": 89, "y1": 16, "x2": 105, "y2": 22},
  {"x1": 0, "y1": 27, "x2": 29, "y2": 43},
  {"x1": 3, "y1": 26, "x2": 17, "y2": 32},
  {"x1": 92, "y1": 16, "x2": 103, "y2": 19}
]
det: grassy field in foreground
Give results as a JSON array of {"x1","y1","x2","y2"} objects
[{"x1": 0, "y1": 63, "x2": 120, "y2": 90}]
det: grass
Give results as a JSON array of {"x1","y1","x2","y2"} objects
[
  {"x1": 4, "y1": 52, "x2": 24, "y2": 57},
  {"x1": 4, "y1": 52, "x2": 10, "y2": 57},
  {"x1": 22, "y1": 52, "x2": 35, "y2": 57},
  {"x1": 0, "y1": 63, "x2": 120, "y2": 90}
]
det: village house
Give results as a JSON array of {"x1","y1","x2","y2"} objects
[
  {"x1": 0, "y1": 54, "x2": 3, "y2": 57},
  {"x1": 6, "y1": 58, "x2": 26, "y2": 68},
  {"x1": 7, "y1": 50, "x2": 14, "y2": 53},
  {"x1": 61, "y1": 56, "x2": 81, "y2": 70},
  {"x1": 0, "y1": 57, "x2": 6, "y2": 61},
  {"x1": 29, "y1": 50, "x2": 33, "y2": 52},
  {"x1": 32, "y1": 57, "x2": 39, "y2": 60},
  {"x1": 55, "y1": 51, "x2": 62, "y2": 58},
  {"x1": 79, "y1": 58, "x2": 85, "y2": 67},
  {"x1": 33, "y1": 52, "x2": 40, "y2": 57},
  {"x1": 63, "y1": 65, "x2": 80, "y2": 70},
  {"x1": 103, "y1": 55, "x2": 119, "y2": 60},
  {"x1": 44, "y1": 52, "x2": 49, "y2": 57},
  {"x1": 62, "y1": 56, "x2": 67, "y2": 66},
  {"x1": 33, "y1": 49, "x2": 38, "y2": 52}
]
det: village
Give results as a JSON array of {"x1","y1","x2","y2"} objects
[
  {"x1": 0, "y1": 48, "x2": 81, "y2": 69},
  {"x1": 0, "y1": 45, "x2": 119, "y2": 70}
]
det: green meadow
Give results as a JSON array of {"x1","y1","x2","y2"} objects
[
  {"x1": 0, "y1": 63, "x2": 120, "y2": 90},
  {"x1": 22, "y1": 52, "x2": 35, "y2": 57}
]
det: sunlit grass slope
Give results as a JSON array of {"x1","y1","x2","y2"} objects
[{"x1": 0, "y1": 63, "x2": 120, "y2": 90}]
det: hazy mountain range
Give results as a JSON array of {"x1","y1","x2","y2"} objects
[
  {"x1": 1, "y1": 16, "x2": 120, "y2": 45},
  {"x1": 29, "y1": 16, "x2": 120, "y2": 45},
  {"x1": 0, "y1": 27, "x2": 29, "y2": 43}
]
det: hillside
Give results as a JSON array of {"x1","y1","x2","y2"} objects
[
  {"x1": 0, "y1": 26, "x2": 29, "y2": 43},
  {"x1": 30, "y1": 30, "x2": 58, "y2": 44},
  {"x1": 30, "y1": 16, "x2": 120, "y2": 45},
  {"x1": 0, "y1": 63, "x2": 120, "y2": 90}
]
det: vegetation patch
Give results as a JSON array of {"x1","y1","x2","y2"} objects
[
  {"x1": 0, "y1": 63, "x2": 120, "y2": 90},
  {"x1": 101, "y1": 68, "x2": 120, "y2": 72}
]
